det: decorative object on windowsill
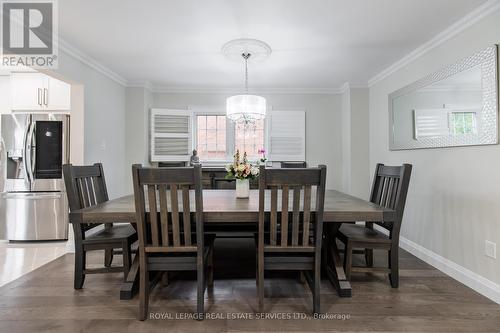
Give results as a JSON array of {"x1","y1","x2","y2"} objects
[
  {"x1": 189, "y1": 149, "x2": 199, "y2": 166},
  {"x1": 258, "y1": 148, "x2": 267, "y2": 165},
  {"x1": 223, "y1": 39, "x2": 271, "y2": 125},
  {"x1": 225, "y1": 150, "x2": 259, "y2": 198}
]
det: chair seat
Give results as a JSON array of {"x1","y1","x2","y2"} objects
[
  {"x1": 146, "y1": 235, "x2": 215, "y2": 271},
  {"x1": 264, "y1": 253, "x2": 314, "y2": 271},
  {"x1": 338, "y1": 224, "x2": 391, "y2": 244},
  {"x1": 84, "y1": 224, "x2": 136, "y2": 243}
]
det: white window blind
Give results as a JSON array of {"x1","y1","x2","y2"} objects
[
  {"x1": 413, "y1": 108, "x2": 450, "y2": 139},
  {"x1": 150, "y1": 109, "x2": 193, "y2": 162},
  {"x1": 267, "y1": 111, "x2": 305, "y2": 161}
]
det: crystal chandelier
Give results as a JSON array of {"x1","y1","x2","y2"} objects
[{"x1": 226, "y1": 53, "x2": 266, "y2": 124}]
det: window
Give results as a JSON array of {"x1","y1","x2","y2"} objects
[
  {"x1": 196, "y1": 115, "x2": 226, "y2": 159},
  {"x1": 451, "y1": 112, "x2": 477, "y2": 135},
  {"x1": 195, "y1": 115, "x2": 265, "y2": 161},
  {"x1": 150, "y1": 110, "x2": 305, "y2": 164},
  {"x1": 235, "y1": 120, "x2": 265, "y2": 159}
]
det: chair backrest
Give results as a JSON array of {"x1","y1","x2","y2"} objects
[
  {"x1": 132, "y1": 164, "x2": 204, "y2": 254},
  {"x1": 369, "y1": 163, "x2": 412, "y2": 237},
  {"x1": 281, "y1": 161, "x2": 307, "y2": 168},
  {"x1": 258, "y1": 165, "x2": 327, "y2": 252},
  {"x1": 63, "y1": 163, "x2": 109, "y2": 232}
]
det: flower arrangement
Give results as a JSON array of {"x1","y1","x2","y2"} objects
[
  {"x1": 258, "y1": 148, "x2": 267, "y2": 165},
  {"x1": 225, "y1": 150, "x2": 260, "y2": 180}
]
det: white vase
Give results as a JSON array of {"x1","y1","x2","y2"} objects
[{"x1": 236, "y1": 178, "x2": 250, "y2": 198}]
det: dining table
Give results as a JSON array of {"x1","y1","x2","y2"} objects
[{"x1": 69, "y1": 189, "x2": 396, "y2": 300}]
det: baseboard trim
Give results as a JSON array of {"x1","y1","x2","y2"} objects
[
  {"x1": 65, "y1": 241, "x2": 75, "y2": 253},
  {"x1": 399, "y1": 236, "x2": 500, "y2": 304}
]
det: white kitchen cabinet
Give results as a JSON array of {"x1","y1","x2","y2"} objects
[
  {"x1": 11, "y1": 72, "x2": 71, "y2": 111},
  {"x1": 46, "y1": 76, "x2": 71, "y2": 110},
  {"x1": 0, "y1": 75, "x2": 11, "y2": 114},
  {"x1": 11, "y1": 72, "x2": 44, "y2": 110}
]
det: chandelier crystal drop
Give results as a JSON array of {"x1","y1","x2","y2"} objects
[{"x1": 226, "y1": 53, "x2": 267, "y2": 124}]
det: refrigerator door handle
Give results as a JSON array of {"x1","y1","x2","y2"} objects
[
  {"x1": 26, "y1": 120, "x2": 35, "y2": 184},
  {"x1": 30, "y1": 121, "x2": 36, "y2": 180},
  {"x1": 22, "y1": 120, "x2": 31, "y2": 184},
  {"x1": 0, "y1": 192, "x2": 63, "y2": 200}
]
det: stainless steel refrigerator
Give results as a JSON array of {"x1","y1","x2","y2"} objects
[{"x1": 0, "y1": 113, "x2": 70, "y2": 241}]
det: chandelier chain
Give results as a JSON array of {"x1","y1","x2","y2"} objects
[{"x1": 242, "y1": 52, "x2": 251, "y2": 93}]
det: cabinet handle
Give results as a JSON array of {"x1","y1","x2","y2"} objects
[
  {"x1": 37, "y1": 88, "x2": 42, "y2": 106},
  {"x1": 43, "y1": 88, "x2": 48, "y2": 106}
]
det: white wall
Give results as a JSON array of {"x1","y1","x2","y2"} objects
[
  {"x1": 149, "y1": 92, "x2": 343, "y2": 189},
  {"x1": 342, "y1": 87, "x2": 370, "y2": 198},
  {"x1": 124, "y1": 87, "x2": 152, "y2": 192},
  {"x1": 369, "y1": 9, "x2": 500, "y2": 291},
  {"x1": 54, "y1": 53, "x2": 127, "y2": 199},
  {"x1": 341, "y1": 88, "x2": 351, "y2": 192}
]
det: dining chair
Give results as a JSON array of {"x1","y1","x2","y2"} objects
[
  {"x1": 132, "y1": 164, "x2": 214, "y2": 321},
  {"x1": 280, "y1": 161, "x2": 307, "y2": 168},
  {"x1": 63, "y1": 163, "x2": 137, "y2": 289},
  {"x1": 256, "y1": 164, "x2": 327, "y2": 314},
  {"x1": 337, "y1": 163, "x2": 412, "y2": 288}
]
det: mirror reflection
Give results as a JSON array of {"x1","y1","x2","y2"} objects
[{"x1": 389, "y1": 46, "x2": 497, "y2": 150}]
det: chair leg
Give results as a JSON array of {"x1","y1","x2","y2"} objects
[
  {"x1": 122, "y1": 241, "x2": 132, "y2": 281},
  {"x1": 208, "y1": 246, "x2": 214, "y2": 287},
  {"x1": 197, "y1": 258, "x2": 205, "y2": 321},
  {"x1": 313, "y1": 258, "x2": 321, "y2": 314},
  {"x1": 344, "y1": 242, "x2": 353, "y2": 281},
  {"x1": 139, "y1": 260, "x2": 149, "y2": 321},
  {"x1": 104, "y1": 248, "x2": 113, "y2": 267},
  {"x1": 389, "y1": 248, "x2": 399, "y2": 288},
  {"x1": 299, "y1": 271, "x2": 306, "y2": 284},
  {"x1": 365, "y1": 249, "x2": 374, "y2": 267},
  {"x1": 257, "y1": 256, "x2": 264, "y2": 312},
  {"x1": 255, "y1": 250, "x2": 259, "y2": 286},
  {"x1": 161, "y1": 272, "x2": 169, "y2": 286},
  {"x1": 74, "y1": 246, "x2": 86, "y2": 289}
]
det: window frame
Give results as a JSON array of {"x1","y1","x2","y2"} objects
[{"x1": 191, "y1": 109, "x2": 268, "y2": 164}]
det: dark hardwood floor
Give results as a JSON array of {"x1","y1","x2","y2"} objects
[{"x1": 0, "y1": 238, "x2": 498, "y2": 332}]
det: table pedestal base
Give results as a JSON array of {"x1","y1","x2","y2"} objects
[{"x1": 323, "y1": 224, "x2": 352, "y2": 297}]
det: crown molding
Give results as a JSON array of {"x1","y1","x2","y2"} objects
[
  {"x1": 339, "y1": 82, "x2": 370, "y2": 94},
  {"x1": 368, "y1": 0, "x2": 500, "y2": 87},
  {"x1": 124, "y1": 82, "x2": 373, "y2": 95},
  {"x1": 127, "y1": 80, "x2": 154, "y2": 91},
  {"x1": 147, "y1": 85, "x2": 342, "y2": 95},
  {"x1": 58, "y1": 38, "x2": 128, "y2": 86}
]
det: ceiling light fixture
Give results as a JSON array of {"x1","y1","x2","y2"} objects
[{"x1": 223, "y1": 39, "x2": 271, "y2": 124}]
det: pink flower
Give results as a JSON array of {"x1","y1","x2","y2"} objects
[{"x1": 258, "y1": 148, "x2": 266, "y2": 154}]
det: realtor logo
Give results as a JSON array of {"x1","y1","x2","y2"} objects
[{"x1": 1, "y1": 0, "x2": 58, "y2": 68}]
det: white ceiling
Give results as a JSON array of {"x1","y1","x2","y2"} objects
[{"x1": 59, "y1": 0, "x2": 489, "y2": 91}]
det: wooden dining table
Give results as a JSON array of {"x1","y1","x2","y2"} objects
[{"x1": 69, "y1": 189, "x2": 396, "y2": 300}]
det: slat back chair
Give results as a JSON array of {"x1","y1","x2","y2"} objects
[
  {"x1": 280, "y1": 161, "x2": 307, "y2": 168},
  {"x1": 64, "y1": 163, "x2": 108, "y2": 230},
  {"x1": 338, "y1": 163, "x2": 412, "y2": 288},
  {"x1": 368, "y1": 163, "x2": 412, "y2": 239},
  {"x1": 257, "y1": 165, "x2": 327, "y2": 314},
  {"x1": 132, "y1": 164, "x2": 214, "y2": 321},
  {"x1": 63, "y1": 163, "x2": 137, "y2": 289}
]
